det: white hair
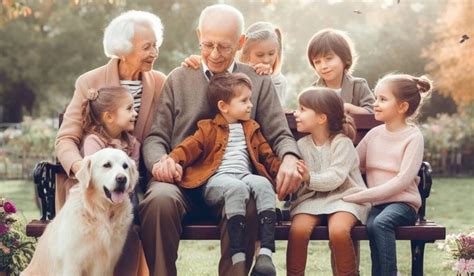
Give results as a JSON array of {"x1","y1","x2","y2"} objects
[
  {"x1": 103, "y1": 10, "x2": 163, "y2": 58},
  {"x1": 198, "y1": 4, "x2": 244, "y2": 37}
]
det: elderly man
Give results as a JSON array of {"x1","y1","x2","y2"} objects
[{"x1": 139, "y1": 4, "x2": 301, "y2": 276}]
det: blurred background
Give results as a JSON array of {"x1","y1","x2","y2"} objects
[{"x1": 0, "y1": 0, "x2": 472, "y2": 274}]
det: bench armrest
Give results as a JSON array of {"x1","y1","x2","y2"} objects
[{"x1": 33, "y1": 161, "x2": 64, "y2": 220}]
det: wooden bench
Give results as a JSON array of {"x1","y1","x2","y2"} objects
[{"x1": 26, "y1": 114, "x2": 445, "y2": 276}]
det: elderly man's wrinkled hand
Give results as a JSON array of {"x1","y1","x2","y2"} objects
[
  {"x1": 152, "y1": 154, "x2": 180, "y2": 183},
  {"x1": 276, "y1": 154, "x2": 302, "y2": 201}
]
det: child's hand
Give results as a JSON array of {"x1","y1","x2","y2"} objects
[
  {"x1": 181, "y1": 54, "x2": 202, "y2": 69},
  {"x1": 296, "y1": 160, "x2": 309, "y2": 183},
  {"x1": 250, "y1": 63, "x2": 273, "y2": 75}
]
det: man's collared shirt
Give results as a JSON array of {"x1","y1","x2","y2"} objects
[{"x1": 202, "y1": 60, "x2": 237, "y2": 81}]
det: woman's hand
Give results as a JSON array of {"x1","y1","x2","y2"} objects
[
  {"x1": 250, "y1": 63, "x2": 273, "y2": 75},
  {"x1": 181, "y1": 55, "x2": 202, "y2": 69}
]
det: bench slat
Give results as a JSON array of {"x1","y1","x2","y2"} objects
[{"x1": 27, "y1": 219, "x2": 445, "y2": 241}]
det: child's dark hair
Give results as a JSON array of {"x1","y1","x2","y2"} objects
[
  {"x1": 307, "y1": 28, "x2": 358, "y2": 75},
  {"x1": 298, "y1": 87, "x2": 356, "y2": 141},
  {"x1": 376, "y1": 74, "x2": 432, "y2": 120},
  {"x1": 207, "y1": 72, "x2": 253, "y2": 114},
  {"x1": 82, "y1": 86, "x2": 135, "y2": 155}
]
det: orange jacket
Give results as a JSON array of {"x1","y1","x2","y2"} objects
[{"x1": 169, "y1": 114, "x2": 281, "y2": 189}]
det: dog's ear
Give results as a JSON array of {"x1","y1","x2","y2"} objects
[
  {"x1": 129, "y1": 158, "x2": 139, "y2": 189},
  {"x1": 76, "y1": 156, "x2": 92, "y2": 188}
]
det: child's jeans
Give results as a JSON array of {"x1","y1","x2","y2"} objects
[
  {"x1": 204, "y1": 172, "x2": 276, "y2": 218},
  {"x1": 366, "y1": 202, "x2": 418, "y2": 276}
]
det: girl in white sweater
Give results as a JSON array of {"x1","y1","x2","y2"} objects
[{"x1": 287, "y1": 87, "x2": 369, "y2": 276}]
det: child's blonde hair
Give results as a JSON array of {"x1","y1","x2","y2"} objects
[
  {"x1": 307, "y1": 28, "x2": 358, "y2": 75},
  {"x1": 240, "y1": 21, "x2": 283, "y2": 74},
  {"x1": 82, "y1": 86, "x2": 135, "y2": 155},
  {"x1": 376, "y1": 74, "x2": 432, "y2": 120},
  {"x1": 298, "y1": 87, "x2": 356, "y2": 141}
]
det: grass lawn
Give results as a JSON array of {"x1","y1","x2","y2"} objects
[{"x1": 1, "y1": 177, "x2": 472, "y2": 275}]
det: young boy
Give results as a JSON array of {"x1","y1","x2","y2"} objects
[{"x1": 166, "y1": 72, "x2": 280, "y2": 276}]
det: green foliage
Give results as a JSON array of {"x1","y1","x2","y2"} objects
[{"x1": 0, "y1": 199, "x2": 36, "y2": 275}]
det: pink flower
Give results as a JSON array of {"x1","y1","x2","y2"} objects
[
  {"x1": 0, "y1": 242, "x2": 10, "y2": 254},
  {"x1": 454, "y1": 258, "x2": 474, "y2": 273},
  {"x1": 3, "y1": 201, "x2": 16, "y2": 214},
  {"x1": 0, "y1": 224, "x2": 9, "y2": 235}
]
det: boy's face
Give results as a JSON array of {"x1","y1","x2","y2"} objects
[
  {"x1": 312, "y1": 50, "x2": 345, "y2": 87},
  {"x1": 218, "y1": 85, "x2": 253, "y2": 123}
]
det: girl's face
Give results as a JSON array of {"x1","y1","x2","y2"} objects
[
  {"x1": 110, "y1": 94, "x2": 138, "y2": 133},
  {"x1": 247, "y1": 38, "x2": 279, "y2": 68},
  {"x1": 312, "y1": 51, "x2": 345, "y2": 87},
  {"x1": 293, "y1": 104, "x2": 327, "y2": 134},
  {"x1": 373, "y1": 82, "x2": 407, "y2": 122}
]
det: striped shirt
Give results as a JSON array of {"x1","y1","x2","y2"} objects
[
  {"x1": 120, "y1": 80, "x2": 143, "y2": 114},
  {"x1": 215, "y1": 123, "x2": 252, "y2": 175}
]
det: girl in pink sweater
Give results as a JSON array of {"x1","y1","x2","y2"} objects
[
  {"x1": 343, "y1": 74, "x2": 432, "y2": 276},
  {"x1": 81, "y1": 86, "x2": 140, "y2": 167}
]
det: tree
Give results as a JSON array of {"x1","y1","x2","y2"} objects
[{"x1": 423, "y1": 0, "x2": 474, "y2": 108}]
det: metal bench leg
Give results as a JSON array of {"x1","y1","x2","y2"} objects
[{"x1": 411, "y1": 240, "x2": 425, "y2": 276}]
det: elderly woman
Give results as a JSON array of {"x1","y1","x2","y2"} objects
[{"x1": 54, "y1": 10, "x2": 166, "y2": 275}]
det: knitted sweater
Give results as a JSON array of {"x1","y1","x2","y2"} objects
[
  {"x1": 143, "y1": 62, "x2": 300, "y2": 172},
  {"x1": 290, "y1": 134, "x2": 370, "y2": 223},
  {"x1": 343, "y1": 125, "x2": 423, "y2": 211}
]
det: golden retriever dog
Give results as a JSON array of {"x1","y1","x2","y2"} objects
[{"x1": 22, "y1": 148, "x2": 138, "y2": 276}]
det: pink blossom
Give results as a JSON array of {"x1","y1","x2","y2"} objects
[
  {"x1": 0, "y1": 242, "x2": 10, "y2": 254},
  {"x1": 453, "y1": 258, "x2": 474, "y2": 273},
  {"x1": 3, "y1": 201, "x2": 16, "y2": 213},
  {"x1": 0, "y1": 224, "x2": 9, "y2": 235}
]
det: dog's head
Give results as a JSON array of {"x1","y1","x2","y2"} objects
[{"x1": 76, "y1": 148, "x2": 138, "y2": 204}]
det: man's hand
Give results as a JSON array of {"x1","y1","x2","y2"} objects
[
  {"x1": 276, "y1": 154, "x2": 302, "y2": 200},
  {"x1": 151, "y1": 155, "x2": 182, "y2": 183}
]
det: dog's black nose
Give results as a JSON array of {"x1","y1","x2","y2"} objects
[{"x1": 116, "y1": 174, "x2": 127, "y2": 190}]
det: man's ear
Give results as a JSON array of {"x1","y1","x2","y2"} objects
[
  {"x1": 196, "y1": 28, "x2": 201, "y2": 42},
  {"x1": 237, "y1": 34, "x2": 245, "y2": 50},
  {"x1": 76, "y1": 157, "x2": 92, "y2": 189},
  {"x1": 217, "y1": 100, "x2": 228, "y2": 114}
]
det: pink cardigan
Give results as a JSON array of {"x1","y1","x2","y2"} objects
[{"x1": 55, "y1": 58, "x2": 166, "y2": 176}]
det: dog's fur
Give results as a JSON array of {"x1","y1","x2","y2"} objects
[{"x1": 22, "y1": 148, "x2": 138, "y2": 276}]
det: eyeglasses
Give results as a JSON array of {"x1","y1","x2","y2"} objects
[{"x1": 200, "y1": 41, "x2": 235, "y2": 55}]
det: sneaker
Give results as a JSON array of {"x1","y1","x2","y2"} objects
[{"x1": 250, "y1": 254, "x2": 276, "y2": 276}]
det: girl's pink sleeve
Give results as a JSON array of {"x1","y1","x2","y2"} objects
[{"x1": 83, "y1": 134, "x2": 106, "y2": 156}]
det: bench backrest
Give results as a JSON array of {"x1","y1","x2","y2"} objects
[{"x1": 36, "y1": 113, "x2": 431, "y2": 222}]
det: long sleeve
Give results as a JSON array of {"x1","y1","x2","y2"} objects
[
  {"x1": 354, "y1": 79, "x2": 375, "y2": 113},
  {"x1": 255, "y1": 129, "x2": 281, "y2": 179},
  {"x1": 255, "y1": 75, "x2": 300, "y2": 160},
  {"x1": 307, "y1": 138, "x2": 358, "y2": 192},
  {"x1": 55, "y1": 76, "x2": 88, "y2": 176},
  {"x1": 83, "y1": 134, "x2": 106, "y2": 157},
  {"x1": 344, "y1": 133, "x2": 424, "y2": 204},
  {"x1": 356, "y1": 134, "x2": 369, "y2": 173},
  {"x1": 142, "y1": 76, "x2": 174, "y2": 172},
  {"x1": 168, "y1": 125, "x2": 206, "y2": 168}
]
